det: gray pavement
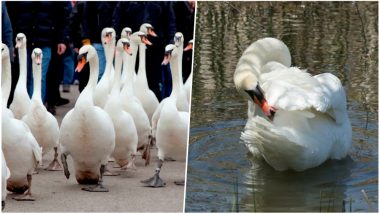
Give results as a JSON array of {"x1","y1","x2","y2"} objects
[{"x1": 4, "y1": 84, "x2": 186, "y2": 212}]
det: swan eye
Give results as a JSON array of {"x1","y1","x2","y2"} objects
[
  {"x1": 122, "y1": 41, "x2": 130, "y2": 48},
  {"x1": 165, "y1": 49, "x2": 173, "y2": 55},
  {"x1": 77, "y1": 52, "x2": 88, "y2": 61},
  {"x1": 1, "y1": 48, "x2": 4, "y2": 52},
  {"x1": 124, "y1": 30, "x2": 131, "y2": 36}
]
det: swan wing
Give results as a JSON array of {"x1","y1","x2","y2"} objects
[{"x1": 262, "y1": 67, "x2": 329, "y2": 113}]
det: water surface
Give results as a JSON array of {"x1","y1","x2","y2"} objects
[{"x1": 186, "y1": 2, "x2": 378, "y2": 212}]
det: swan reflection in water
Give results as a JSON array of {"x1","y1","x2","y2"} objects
[{"x1": 241, "y1": 154, "x2": 354, "y2": 212}]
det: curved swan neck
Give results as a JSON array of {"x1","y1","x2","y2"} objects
[
  {"x1": 1, "y1": 57, "x2": 11, "y2": 105},
  {"x1": 31, "y1": 62, "x2": 42, "y2": 102}
]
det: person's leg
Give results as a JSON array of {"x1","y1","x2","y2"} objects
[
  {"x1": 146, "y1": 40, "x2": 164, "y2": 101},
  {"x1": 161, "y1": 64, "x2": 172, "y2": 100},
  {"x1": 26, "y1": 48, "x2": 33, "y2": 98},
  {"x1": 40, "y1": 47, "x2": 52, "y2": 103},
  {"x1": 93, "y1": 43, "x2": 106, "y2": 81},
  {"x1": 62, "y1": 47, "x2": 75, "y2": 92}
]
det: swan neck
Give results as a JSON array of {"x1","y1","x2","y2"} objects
[
  {"x1": 169, "y1": 55, "x2": 181, "y2": 97},
  {"x1": 138, "y1": 43, "x2": 147, "y2": 81},
  {"x1": 104, "y1": 43, "x2": 115, "y2": 79},
  {"x1": 31, "y1": 63, "x2": 42, "y2": 102},
  {"x1": 178, "y1": 44, "x2": 184, "y2": 85},
  {"x1": 130, "y1": 42, "x2": 138, "y2": 71},
  {"x1": 1, "y1": 57, "x2": 11, "y2": 105},
  {"x1": 87, "y1": 56, "x2": 99, "y2": 90},
  {"x1": 112, "y1": 51, "x2": 122, "y2": 93},
  {"x1": 122, "y1": 53, "x2": 134, "y2": 93},
  {"x1": 18, "y1": 47, "x2": 27, "y2": 84}
]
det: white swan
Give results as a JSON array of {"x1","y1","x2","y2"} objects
[
  {"x1": 120, "y1": 31, "x2": 153, "y2": 165},
  {"x1": 234, "y1": 37, "x2": 352, "y2": 171},
  {"x1": 59, "y1": 45, "x2": 115, "y2": 192},
  {"x1": 10, "y1": 33, "x2": 31, "y2": 119},
  {"x1": 21, "y1": 48, "x2": 61, "y2": 171},
  {"x1": 142, "y1": 44, "x2": 189, "y2": 187},
  {"x1": 2, "y1": 150, "x2": 10, "y2": 210},
  {"x1": 2, "y1": 101, "x2": 42, "y2": 200},
  {"x1": 1, "y1": 43, "x2": 14, "y2": 118},
  {"x1": 93, "y1": 28, "x2": 116, "y2": 108},
  {"x1": 104, "y1": 38, "x2": 138, "y2": 170},
  {"x1": 183, "y1": 40, "x2": 194, "y2": 103},
  {"x1": 172, "y1": 32, "x2": 190, "y2": 112},
  {"x1": 120, "y1": 27, "x2": 135, "y2": 86},
  {"x1": 151, "y1": 34, "x2": 189, "y2": 143},
  {"x1": 133, "y1": 24, "x2": 159, "y2": 121}
]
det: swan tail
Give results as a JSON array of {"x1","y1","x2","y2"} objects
[{"x1": 29, "y1": 134, "x2": 43, "y2": 165}]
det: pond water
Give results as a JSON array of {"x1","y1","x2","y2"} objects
[{"x1": 186, "y1": 1, "x2": 378, "y2": 212}]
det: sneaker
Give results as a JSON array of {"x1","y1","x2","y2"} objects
[
  {"x1": 56, "y1": 97, "x2": 70, "y2": 106},
  {"x1": 62, "y1": 84, "x2": 70, "y2": 93}
]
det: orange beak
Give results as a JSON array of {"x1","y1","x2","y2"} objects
[
  {"x1": 104, "y1": 35, "x2": 111, "y2": 44},
  {"x1": 161, "y1": 55, "x2": 170, "y2": 65},
  {"x1": 15, "y1": 41, "x2": 21, "y2": 49},
  {"x1": 75, "y1": 57, "x2": 86, "y2": 72},
  {"x1": 246, "y1": 85, "x2": 276, "y2": 121},
  {"x1": 148, "y1": 28, "x2": 157, "y2": 37},
  {"x1": 124, "y1": 45, "x2": 132, "y2": 56},
  {"x1": 142, "y1": 37, "x2": 152, "y2": 46},
  {"x1": 35, "y1": 55, "x2": 42, "y2": 65},
  {"x1": 254, "y1": 97, "x2": 276, "y2": 120},
  {"x1": 184, "y1": 43, "x2": 193, "y2": 51}
]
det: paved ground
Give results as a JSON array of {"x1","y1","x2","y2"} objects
[{"x1": 4, "y1": 85, "x2": 186, "y2": 212}]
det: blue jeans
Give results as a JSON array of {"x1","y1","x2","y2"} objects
[
  {"x1": 27, "y1": 46, "x2": 51, "y2": 103},
  {"x1": 62, "y1": 47, "x2": 75, "y2": 85},
  {"x1": 160, "y1": 64, "x2": 172, "y2": 99},
  {"x1": 93, "y1": 43, "x2": 106, "y2": 81}
]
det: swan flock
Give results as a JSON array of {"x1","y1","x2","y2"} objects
[{"x1": 1, "y1": 25, "x2": 192, "y2": 206}]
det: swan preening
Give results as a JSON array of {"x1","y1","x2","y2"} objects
[{"x1": 234, "y1": 37, "x2": 352, "y2": 171}]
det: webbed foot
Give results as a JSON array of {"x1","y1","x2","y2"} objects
[
  {"x1": 13, "y1": 194, "x2": 35, "y2": 201},
  {"x1": 45, "y1": 158, "x2": 62, "y2": 171},
  {"x1": 141, "y1": 173, "x2": 166, "y2": 188},
  {"x1": 81, "y1": 184, "x2": 109, "y2": 192},
  {"x1": 103, "y1": 165, "x2": 120, "y2": 176}
]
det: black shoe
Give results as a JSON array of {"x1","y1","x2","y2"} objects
[{"x1": 56, "y1": 98, "x2": 70, "y2": 106}]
